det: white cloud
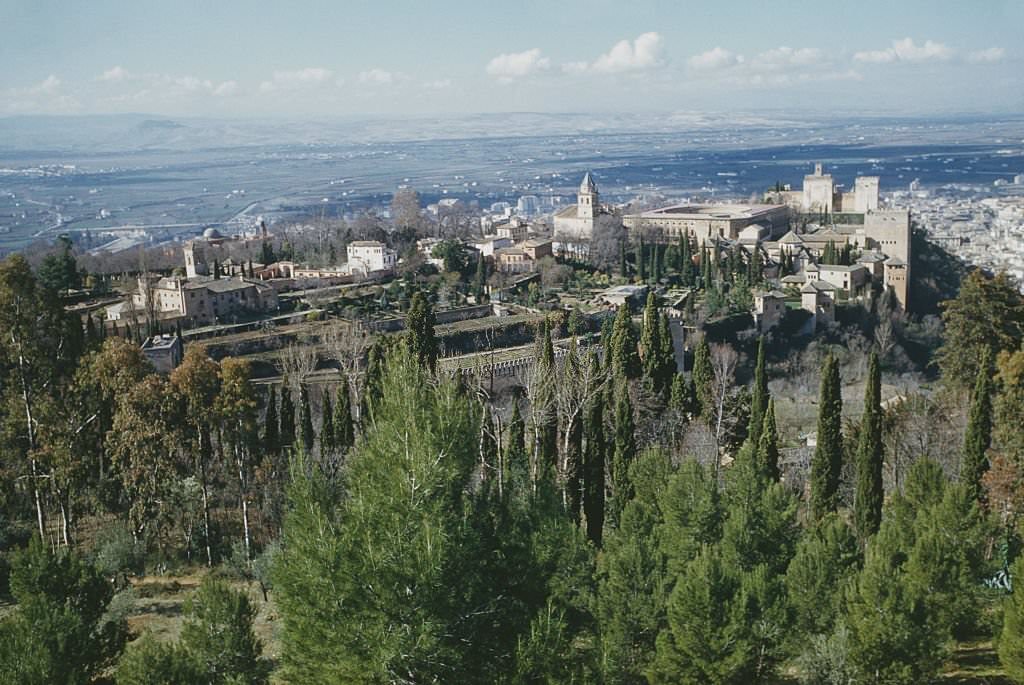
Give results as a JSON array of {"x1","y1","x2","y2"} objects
[
  {"x1": 359, "y1": 68, "x2": 394, "y2": 85},
  {"x1": 486, "y1": 48, "x2": 550, "y2": 80},
  {"x1": 99, "y1": 66, "x2": 130, "y2": 82},
  {"x1": 174, "y1": 76, "x2": 212, "y2": 92},
  {"x1": 967, "y1": 47, "x2": 1005, "y2": 63},
  {"x1": 753, "y1": 47, "x2": 823, "y2": 69},
  {"x1": 422, "y1": 78, "x2": 453, "y2": 90},
  {"x1": 589, "y1": 32, "x2": 664, "y2": 73},
  {"x1": 688, "y1": 47, "x2": 744, "y2": 71},
  {"x1": 212, "y1": 81, "x2": 238, "y2": 97},
  {"x1": 31, "y1": 74, "x2": 62, "y2": 94},
  {"x1": 854, "y1": 38, "x2": 953, "y2": 64},
  {"x1": 259, "y1": 67, "x2": 333, "y2": 92},
  {"x1": 3, "y1": 75, "x2": 79, "y2": 114}
]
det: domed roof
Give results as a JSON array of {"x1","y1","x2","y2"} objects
[{"x1": 202, "y1": 227, "x2": 223, "y2": 239}]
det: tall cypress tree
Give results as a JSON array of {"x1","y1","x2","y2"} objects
[
  {"x1": 657, "y1": 312, "x2": 676, "y2": 395},
  {"x1": 747, "y1": 337, "x2": 769, "y2": 450},
  {"x1": 264, "y1": 385, "x2": 280, "y2": 454},
  {"x1": 640, "y1": 293, "x2": 661, "y2": 384},
  {"x1": 279, "y1": 385, "x2": 296, "y2": 448},
  {"x1": 506, "y1": 399, "x2": 527, "y2": 486},
  {"x1": 534, "y1": 320, "x2": 558, "y2": 481},
  {"x1": 473, "y1": 252, "x2": 487, "y2": 302},
  {"x1": 756, "y1": 397, "x2": 780, "y2": 482},
  {"x1": 855, "y1": 351, "x2": 884, "y2": 539},
  {"x1": 583, "y1": 353, "x2": 606, "y2": 545},
  {"x1": 334, "y1": 376, "x2": 355, "y2": 453},
  {"x1": 810, "y1": 354, "x2": 844, "y2": 519},
  {"x1": 320, "y1": 392, "x2": 335, "y2": 455},
  {"x1": 610, "y1": 385, "x2": 636, "y2": 523},
  {"x1": 638, "y1": 237, "x2": 647, "y2": 282},
  {"x1": 406, "y1": 291, "x2": 438, "y2": 372},
  {"x1": 692, "y1": 337, "x2": 714, "y2": 419},
  {"x1": 299, "y1": 385, "x2": 315, "y2": 452},
  {"x1": 619, "y1": 242, "x2": 628, "y2": 279},
  {"x1": 610, "y1": 304, "x2": 640, "y2": 380},
  {"x1": 961, "y1": 348, "x2": 994, "y2": 501}
]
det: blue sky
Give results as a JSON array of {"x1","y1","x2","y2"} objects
[{"x1": 1, "y1": 0, "x2": 1021, "y2": 117}]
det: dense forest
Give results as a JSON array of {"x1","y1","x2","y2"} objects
[{"x1": 1, "y1": 238, "x2": 1024, "y2": 683}]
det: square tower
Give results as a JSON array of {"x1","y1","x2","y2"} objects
[{"x1": 578, "y1": 172, "x2": 598, "y2": 220}]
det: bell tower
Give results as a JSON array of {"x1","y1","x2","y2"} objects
[{"x1": 578, "y1": 172, "x2": 598, "y2": 220}]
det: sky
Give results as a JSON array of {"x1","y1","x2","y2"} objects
[{"x1": 1, "y1": 0, "x2": 1022, "y2": 119}]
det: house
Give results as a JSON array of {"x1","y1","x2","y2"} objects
[
  {"x1": 130, "y1": 275, "x2": 279, "y2": 327},
  {"x1": 598, "y1": 284, "x2": 649, "y2": 309},
  {"x1": 141, "y1": 335, "x2": 183, "y2": 373},
  {"x1": 817, "y1": 264, "x2": 870, "y2": 295},
  {"x1": 754, "y1": 290, "x2": 788, "y2": 333},
  {"x1": 522, "y1": 238, "x2": 553, "y2": 261},
  {"x1": 347, "y1": 241, "x2": 398, "y2": 275},
  {"x1": 801, "y1": 281, "x2": 836, "y2": 328},
  {"x1": 494, "y1": 247, "x2": 533, "y2": 274}
]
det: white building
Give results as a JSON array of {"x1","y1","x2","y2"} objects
[
  {"x1": 347, "y1": 241, "x2": 398, "y2": 275},
  {"x1": 553, "y1": 172, "x2": 610, "y2": 239}
]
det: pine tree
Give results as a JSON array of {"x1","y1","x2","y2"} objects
[
  {"x1": 756, "y1": 398, "x2": 781, "y2": 482},
  {"x1": 784, "y1": 513, "x2": 861, "y2": 639},
  {"x1": 610, "y1": 304, "x2": 641, "y2": 380},
  {"x1": 855, "y1": 351, "x2": 884, "y2": 539},
  {"x1": 406, "y1": 291, "x2": 438, "y2": 372},
  {"x1": 279, "y1": 385, "x2": 296, "y2": 448},
  {"x1": 651, "y1": 546, "x2": 758, "y2": 684},
  {"x1": 180, "y1": 575, "x2": 268, "y2": 684},
  {"x1": 961, "y1": 349, "x2": 994, "y2": 501},
  {"x1": 583, "y1": 376, "x2": 606, "y2": 546},
  {"x1": 747, "y1": 337, "x2": 768, "y2": 450},
  {"x1": 1000, "y1": 557, "x2": 1024, "y2": 680},
  {"x1": 597, "y1": 450, "x2": 672, "y2": 682},
  {"x1": 299, "y1": 385, "x2": 315, "y2": 452},
  {"x1": 610, "y1": 385, "x2": 636, "y2": 523},
  {"x1": 810, "y1": 353, "x2": 843, "y2": 519},
  {"x1": 263, "y1": 386, "x2": 280, "y2": 454},
  {"x1": 334, "y1": 376, "x2": 354, "y2": 453},
  {"x1": 692, "y1": 337, "x2": 714, "y2": 419}
]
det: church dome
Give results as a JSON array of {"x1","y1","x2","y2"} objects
[{"x1": 202, "y1": 227, "x2": 223, "y2": 240}]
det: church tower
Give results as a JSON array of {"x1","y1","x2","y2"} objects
[{"x1": 578, "y1": 172, "x2": 598, "y2": 220}]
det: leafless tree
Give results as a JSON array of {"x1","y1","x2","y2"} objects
[
  {"x1": 391, "y1": 188, "x2": 423, "y2": 231},
  {"x1": 710, "y1": 342, "x2": 739, "y2": 476},
  {"x1": 589, "y1": 214, "x2": 626, "y2": 271},
  {"x1": 278, "y1": 340, "x2": 320, "y2": 390}
]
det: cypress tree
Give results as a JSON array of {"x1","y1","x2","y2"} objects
[
  {"x1": 611, "y1": 385, "x2": 636, "y2": 521},
  {"x1": 669, "y1": 373, "x2": 691, "y2": 414},
  {"x1": 279, "y1": 385, "x2": 296, "y2": 448},
  {"x1": 619, "y1": 242, "x2": 628, "y2": 279},
  {"x1": 583, "y1": 354, "x2": 606, "y2": 545},
  {"x1": 640, "y1": 293, "x2": 661, "y2": 384},
  {"x1": 264, "y1": 386, "x2": 280, "y2": 454},
  {"x1": 534, "y1": 320, "x2": 558, "y2": 480},
  {"x1": 692, "y1": 337, "x2": 714, "y2": 419},
  {"x1": 610, "y1": 304, "x2": 640, "y2": 380},
  {"x1": 299, "y1": 385, "x2": 315, "y2": 452},
  {"x1": 810, "y1": 353, "x2": 843, "y2": 519},
  {"x1": 680, "y1": 234, "x2": 694, "y2": 287},
  {"x1": 473, "y1": 252, "x2": 487, "y2": 302},
  {"x1": 756, "y1": 398, "x2": 781, "y2": 482},
  {"x1": 651, "y1": 243, "x2": 661, "y2": 284},
  {"x1": 657, "y1": 313, "x2": 676, "y2": 395},
  {"x1": 961, "y1": 349, "x2": 994, "y2": 501},
  {"x1": 406, "y1": 291, "x2": 438, "y2": 372},
  {"x1": 320, "y1": 391, "x2": 335, "y2": 455},
  {"x1": 747, "y1": 337, "x2": 768, "y2": 450},
  {"x1": 334, "y1": 376, "x2": 354, "y2": 453},
  {"x1": 564, "y1": 393, "x2": 584, "y2": 522},
  {"x1": 855, "y1": 351, "x2": 884, "y2": 539},
  {"x1": 638, "y1": 237, "x2": 647, "y2": 282},
  {"x1": 506, "y1": 400, "x2": 527, "y2": 485}
]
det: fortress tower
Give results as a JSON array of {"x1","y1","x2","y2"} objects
[{"x1": 578, "y1": 172, "x2": 598, "y2": 221}]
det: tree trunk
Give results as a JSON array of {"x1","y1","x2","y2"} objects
[
  {"x1": 236, "y1": 443, "x2": 251, "y2": 563},
  {"x1": 199, "y1": 427, "x2": 213, "y2": 567}
]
